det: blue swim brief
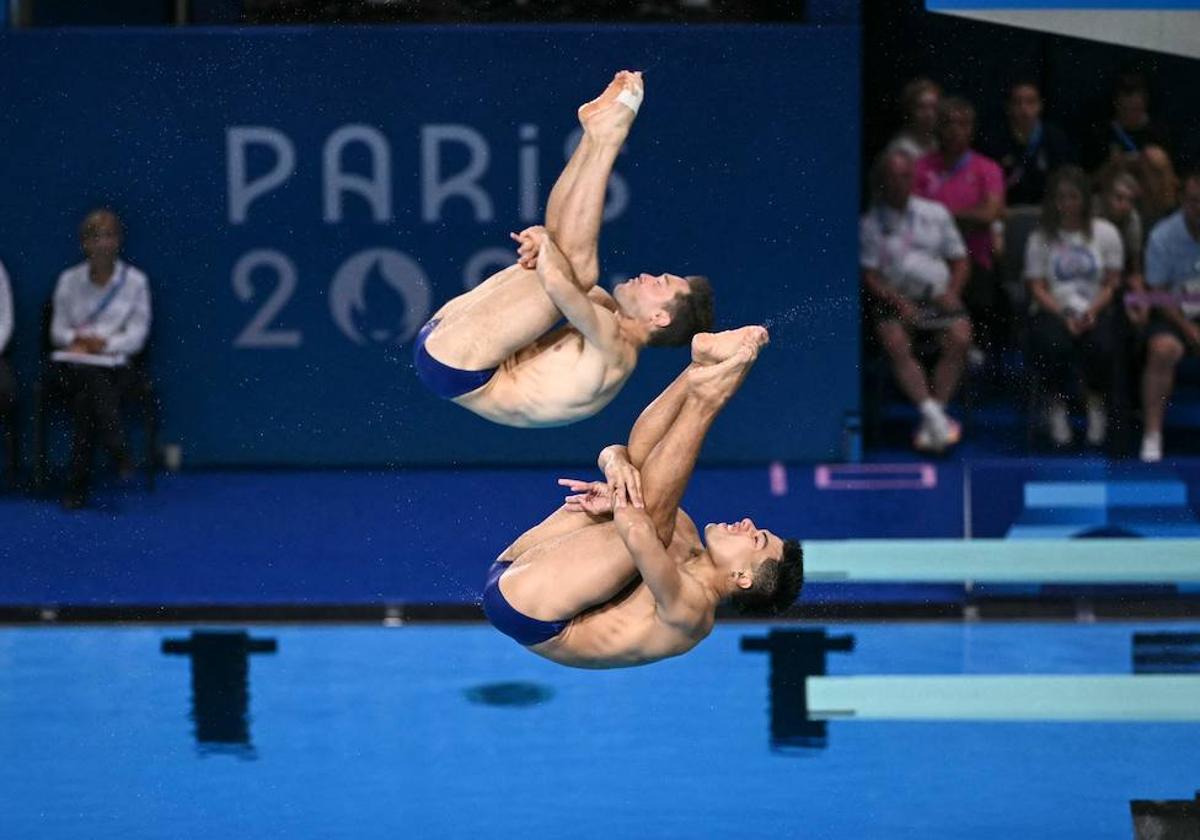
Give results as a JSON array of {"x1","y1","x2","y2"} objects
[
  {"x1": 413, "y1": 318, "x2": 497, "y2": 399},
  {"x1": 482, "y1": 560, "x2": 569, "y2": 646}
]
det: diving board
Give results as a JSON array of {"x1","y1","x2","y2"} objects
[
  {"x1": 808, "y1": 674, "x2": 1200, "y2": 721},
  {"x1": 926, "y1": 1, "x2": 1200, "y2": 60},
  {"x1": 805, "y1": 539, "x2": 1200, "y2": 583}
]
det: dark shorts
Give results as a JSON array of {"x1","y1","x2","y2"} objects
[
  {"x1": 870, "y1": 299, "x2": 969, "y2": 332},
  {"x1": 412, "y1": 319, "x2": 497, "y2": 399},
  {"x1": 1145, "y1": 314, "x2": 1200, "y2": 351},
  {"x1": 481, "y1": 560, "x2": 569, "y2": 647}
]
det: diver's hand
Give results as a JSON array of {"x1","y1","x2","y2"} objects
[
  {"x1": 511, "y1": 225, "x2": 547, "y2": 270},
  {"x1": 558, "y1": 478, "x2": 613, "y2": 515}
]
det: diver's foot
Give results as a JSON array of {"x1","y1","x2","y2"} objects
[
  {"x1": 578, "y1": 70, "x2": 643, "y2": 146},
  {"x1": 687, "y1": 341, "x2": 759, "y2": 407},
  {"x1": 691, "y1": 326, "x2": 769, "y2": 365}
]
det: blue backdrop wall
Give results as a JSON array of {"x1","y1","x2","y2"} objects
[{"x1": 0, "y1": 24, "x2": 861, "y2": 466}]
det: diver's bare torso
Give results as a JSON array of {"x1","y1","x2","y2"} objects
[
  {"x1": 498, "y1": 509, "x2": 713, "y2": 669},
  {"x1": 451, "y1": 298, "x2": 637, "y2": 428},
  {"x1": 532, "y1": 577, "x2": 714, "y2": 670}
]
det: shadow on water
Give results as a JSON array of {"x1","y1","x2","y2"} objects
[
  {"x1": 463, "y1": 681, "x2": 556, "y2": 707},
  {"x1": 162, "y1": 630, "x2": 277, "y2": 759}
]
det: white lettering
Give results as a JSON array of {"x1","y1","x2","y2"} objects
[
  {"x1": 231, "y1": 249, "x2": 302, "y2": 347},
  {"x1": 323, "y1": 124, "x2": 392, "y2": 223},
  {"x1": 420, "y1": 124, "x2": 493, "y2": 222},
  {"x1": 518, "y1": 123, "x2": 540, "y2": 223},
  {"x1": 227, "y1": 127, "x2": 296, "y2": 224}
]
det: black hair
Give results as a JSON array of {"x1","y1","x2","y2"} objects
[
  {"x1": 1007, "y1": 77, "x2": 1041, "y2": 99},
  {"x1": 937, "y1": 95, "x2": 976, "y2": 126},
  {"x1": 1114, "y1": 72, "x2": 1149, "y2": 100},
  {"x1": 79, "y1": 207, "x2": 123, "y2": 240},
  {"x1": 729, "y1": 539, "x2": 805, "y2": 616},
  {"x1": 645, "y1": 275, "x2": 715, "y2": 348}
]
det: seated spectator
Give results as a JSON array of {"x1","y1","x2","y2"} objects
[
  {"x1": 1087, "y1": 73, "x2": 1178, "y2": 230},
  {"x1": 1094, "y1": 171, "x2": 1144, "y2": 287},
  {"x1": 862, "y1": 149, "x2": 971, "y2": 453},
  {"x1": 1136, "y1": 170, "x2": 1200, "y2": 463},
  {"x1": 50, "y1": 209, "x2": 152, "y2": 509},
  {"x1": 914, "y1": 96, "x2": 1007, "y2": 352},
  {"x1": 983, "y1": 79, "x2": 1074, "y2": 208},
  {"x1": 1024, "y1": 166, "x2": 1123, "y2": 447},
  {"x1": 888, "y1": 77, "x2": 941, "y2": 161}
]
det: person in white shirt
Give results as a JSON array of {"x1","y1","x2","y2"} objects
[
  {"x1": 1023, "y1": 166, "x2": 1123, "y2": 447},
  {"x1": 861, "y1": 148, "x2": 971, "y2": 452},
  {"x1": 0, "y1": 258, "x2": 15, "y2": 480},
  {"x1": 50, "y1": 208, "x2": 153, "y2": 509},
  {"x1": 1134, "y1": 170, "x2": 1200, "y2": 462}
]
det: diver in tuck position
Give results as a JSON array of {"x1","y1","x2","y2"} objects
[
  {"x1": 413, "y1": 70, "x2": 713, "y2": 427},
  {"x1": 482, "y1": 326, "x2": 804, "y2": 669}
]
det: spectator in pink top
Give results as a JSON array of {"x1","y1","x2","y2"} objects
[{"x1": 915, "y1": 97, "x2": 1007, "y2": 351}]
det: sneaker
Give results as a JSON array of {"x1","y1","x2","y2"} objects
[
  {"x1": 1085, "y1": 394, "x2": 1107, "y2": 446},
  {"x1": 913, "y1": 417, "x2": 935, "y2": 452},
  {"x1": 1140, "y1": 433, "x2": 1163, "y2": 463},
  {"x1": 914, "y1": 416, "x2": 961, "y2": 453},
  {"x1": 1047, "y1": 399, "x2": 1073, "y2": 446}
]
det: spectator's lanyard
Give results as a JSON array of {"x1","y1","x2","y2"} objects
[
  {"x1": 929, "y1": 152, "x2": 972, "y2": 194},
  {"x1": 1006, "y1": 122, "x2": 1043, "y2": 189},
  {"x1": 77, "y1": 264, "x2": 128, "y2": 329},
  {"x1": 1111, "y1": 121, "x2": 1138, "y2": 152}
]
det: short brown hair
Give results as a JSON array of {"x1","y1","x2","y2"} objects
[
  {"x1": 646, "y1": 275, "x2": 714, "y2": 348},
  {"x1": 900, "y1": 77, "x2": 941, "y2": 118}
]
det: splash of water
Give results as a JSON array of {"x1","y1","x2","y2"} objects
[{"x1": 761, "y1": 296, "x2": 855, "y2": 330}]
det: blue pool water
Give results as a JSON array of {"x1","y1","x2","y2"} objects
[{"x1": 2, "y1": 622, "x2": 1198, "y2": 838}]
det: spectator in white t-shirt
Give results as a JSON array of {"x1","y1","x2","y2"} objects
[
  {"x1": 1136, "y1": 170, "x2": 1200, "y2": 462},
  {"x1": 1023, "y1": 166, "x2": 1124, "y2": 447},
  {"x1": 50, "y1": 208, "x2": 153, "y2": 509},
  {"x1": 861, "y1": 148, "x2": 971, "y2": 452}
]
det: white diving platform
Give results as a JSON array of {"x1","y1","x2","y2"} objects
[
  {"x1": 804, "y1": 539, "x2": 1200, "y2": 584},
  {"x1": 807, "y1": 675, "x2": 1200, "y2": 721}
]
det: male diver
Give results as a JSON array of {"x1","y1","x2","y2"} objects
[
  {"x1": 482, "y1": 326, "x2": 804, "y2": 668},
  {"x1": 413, "y1": 71, "x2": 713, "y2": 427}
]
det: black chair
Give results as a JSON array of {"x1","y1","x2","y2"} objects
[{"x1": 32, "y1": 299, "x2": 159, "y2": 493}]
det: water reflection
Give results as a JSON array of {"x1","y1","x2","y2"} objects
[
  {"x1": 162, "y1": 630, "x2": 277, "y2": 758},
  {"x1": 741, "y1": 628, "x2": 855, "y2": 753}
]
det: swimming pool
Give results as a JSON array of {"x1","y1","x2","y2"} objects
[{"x1": 2, "y1": 621, "x2": 1197, "y2": 838}]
